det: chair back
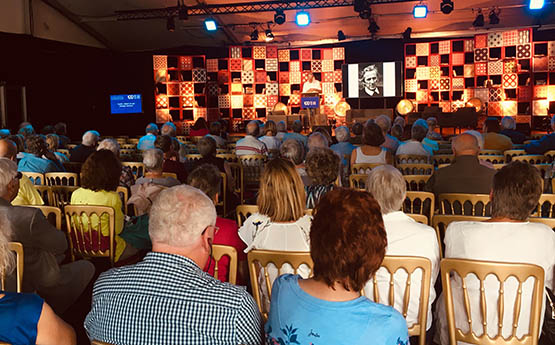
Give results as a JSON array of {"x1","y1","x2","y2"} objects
[
  {"x1": 477, "y1": 155, "x2": 505, "y2": 164},
  {"x1": 396, "y1": 154, "x2": 430, "y2": 165},
  {"x1": 185, "y1": 154, "x2": 203, "y2": 162},
  {"x1": 236, "y1": 205, "x2": 259, "y2": 227},
  {"x1": 57, "y1": 149, "x2": 70, "y2": 156},
  {"x1": 349, "y1": 174, "x2": 368, "y2": 190},
  {"x1": 397, "y1": 163, "x2": 434, "y2": 175},
  {"x1": 216, "y1": 172, "x2": 227, "y2": 216},
  {"x1": 28, "y1": 205, "x2": 62, "y2": 230},
  {"x1": 504, "y1": 149, "x2": 527, "y2": 162},
  {"x1": 66, "y1": 143, "x2": 78, "y2": 150},
  {"x1": 216, "y1": 153, "x2": 238, "y2": 163},
  {"x1": 351, "y1": 163, "x2": 383, "y2": 175},
  {"x1": 367, "y1": 256, "x2": 432, "y2": 345},
  {"x1": 439, "y1": 193, "x2": 491, "y2": 216},
  {"x1": 432, "y1": 154, "x2": 454, "y2": 167},
  {"x1": 247, "y1": 249, "x2": 314, "y2": 320},
  {"x1": 50, "y1": 186, "x2": 79, "y2": 209},
  {"x1": 45, "y1": 172, "x2": 79, "y2": 186},
  {"x1": 228, "y1": 162, "x2": 243, "y2": 202},
  {"x1": 121, "y1": 162, "x2": 145, "y2": 178},
  {"x1": 532, "y1": 194, "x2": 555, "y2": 218},
  {"x1": 21, "y1": 172, "x2": 44, "y2": 185},
  {"x1": 116, "y1": 186, "x2": 129, "y2": 216},
  {"x1": 492, "y1": 163, "x2": 506, "y2": 170},
  {"x1": 479, "y1": 149, "x2": 503, "y2": 156},
  {"x1": 119, "y1": 149, "x2": 139, "y2": 161},
  {"x1": 239, "y1": 155, "x2": 265, "y2": 187},
  {"x1": 511, "y1": 155, "x2": 548, "y2": 165},
  {"x1": 33, "y1": 185, "x2": 52, "y2": 205},
  {"x1": 407, "y1": 213, "x2": 429, "y2": 225},
  {"x1": 404, "y1": 191, "x2": 435, "y2": 225},
  {"x1": 543, "y1": 150, "x2": 555, "y2": 163},
  {"x1": 211, "y1": 244, "x2": 237, "y2": 284},
  {"x1": 404, "y1": 175, "x2": 431, "y2": 191},
  {"x1": 64, "y1": 205, "x2": 116, "y2": 265},
  {"x1": 120, "y1": 144, "x2": 136, "y2": 150},
  {"x1": 1, "y1": 242, "x2": 24, "y2": 293},
  {"x1": 440, "y1": 258, "x2": 544, "y2": 345},
  {"x1": 431, "y1": 215, "x2": 488, "y2": 258}
]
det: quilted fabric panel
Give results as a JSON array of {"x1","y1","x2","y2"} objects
[
  {"x1": 322, "y1": 72, "x2": 333, "y2": 83},
  {"x1": 243, "y1": 95, "x2": 253, "y2": 107},
  {"x1": 179, "y1": 56, "x2": 193, "y2": 70},
  {"x1": 153, "y1": 55, "x2": 168, "y2": 70},
  {"x1": 517, "y1": 44, "x2": 531, "y2": 59},
  {"x1": 156, "y1": 95, "x2": 168, "y2": 109},
  {"x1": 242, "y1": 59, "x2": 253, "y2": 71},
  {"x1": 416, "y1": 67, "x2": 430, "y2": 80},
  {"x1": 440, "y1": 78, "x2": 450, "y2": 90},
  {"x1": 475, "y1": 48, "x2": 488, "y2": 62},
  {"x1": 430, "y1": 55, "x2": 440, "y2": 66},
  {"x1": 206, "y1": 83, "x2": 219, "y2": 96},
  {"x1": 518, "y1": 86, "x2": 531, "y2": 101},
  {"x1": 534, "y1": 85, "x2": 547, "y2": 99},
  {"x1": 322, "y1": 82, "x2": 334, "y2": 94},
  {"x1": 475, "y1": 63, "x2": 487, "y2": 75},
  {"x1": 266, "y1": 46, "x2": 278, "y2": 58},
  {"x1": 322, "y1": 60, "x2": 334, "y2": 72},
  {"x1": 333, "y1": 70, "x2": 342, "y2": 83},
  {"x1": 488, "y1": 102, "x2": 502, "y2": 116},
  {"x1": 452, "y1": 78, "x2": 464, "y2": 90},
  {"x1": 254, "y1": 94, "x2": 267, "y2": 108},
  {"x1": 279, "y1": 72, "x2": 289, "y2": 83},
  {"x1": 504, "y1": 60, "x2": 517, "y2": 74},
  {"x1": 301, "y1": 49, "x2": 312, "y2": 60},
  {"x1": 278, "y1": 49, "x2": 290, "y2": 62},
  {"x1": 290, "y1": 61, "x2": 300, "y2": 72},
  {"x1": 193, "y1": 69, "x2": 206, "y2": 82},
  {"x1": 289, "y1": 94, "x2": 301, "y2": 105},
  {"x1": 489, "y1": 88, "x2": 503, "y2": 102},
  {"x1": 194, "y1": 107, "x2": 207, "y2": 120},
  {"x1": 502, "y1": 74, "x2": 518, "y2": 88},
  {"x1": 464, "y1": 64, "x2": 475, "y2": 77},
  {"x1": 255, "y1": 71, "x2": 266, "y2": 83},
  {"x1": 475, "y1": 35, "x2": 487, "y2": 49},
  {"x1": 534, "y1": 57, "x2": 548, "y2": 72},
  {"x1": 488, "y1": 60, "x2": 503, "y2": 75},
  {"x1": 266, "y1": 59, "x2": 278, "y2": 72},
  {"x1": 254, "y1": 46, "x2": 266, "y2": 59},
  {"x1": 322, "y1": 94, "x2": 335, "y2": 105},
  {"x1": 241, "y1": 71, "x2": 254, "y2": 84},
  {"x1": 311, "y1": 60, "x2": 322, "y2": 72},
  {"x1": 333, "y1": 47, "x2": 345, "y2": 60},
  {"x1": 405, "y1": 79, "x2": 417, "y2": 93},
  {"x1": 464, "y1": 88, "x2": 475, "y2": 100},
  {"x1": 430, "y1": 79, "x2": 439, "y2": 90},
  {"x1": 549, "y1": 57, "x2": 555, "y2": 72},
  {"x1": 549, "y1": 41, "x2": 555, "y2": 56},
  {"x1": 452, "y1": 53, "x2": 464, "y2": 65},
  {"x1": 549, "y1": 86, "x2": 555, "y2": 100},
  {"x1": 416, "y1": 43, "x2": 429, "y2": 56},
  {"x1": 518, "y1": 30, "x2": 530, "y2": 45},
  {"x1": 167, "y1": 83, "x2": 179, "y2": 96},
  {"x1": 218, "y1": 71, "x2": 229, "y2": 84},
  {"x1": 266, "y1": 83, "x2": 279, "y2": 95},
  {"x1": 290, "y1": 72, "x2": 301, "y2": 84},
  {"x1": 502, "y1": 101, "x2": 517, "y2": 116},
  {"x1": 279, "y1": 84, "x2": 290, "y2": 96},
  {"x1": 230, "y1": 83, "x2": 242, "y2": 94},
  {"x1": 451, "y1": 101, "x2": 466, "y2": 111},
  {"x1": 406, "y1": 56, "x2": 417, "y2": 68},
  {"x1": 430, "y1": 66, "x2": 441, "y2": 79},
  {"x1": 230, "y1": 47, "x2": 241, "y2": 59},
  {"x1": 416, "y1": 90, "x2": 428, "y2": 103},
  {"x1": 181, "y1": 82, "x2": 194, "y2": 95},
  {"x1": 229, "y1": 59, "x2": 242, "y2": 71},
  {"x1": 533, "y1": 100, "x2": 548, "y2": 115},
  {"x1": 464, "y1": 39, "x2": 474, "y2": 52},
  {"x1": 181, "y1": 96, "x2": 194, "y2": 108},
  {"x1": 439, "y1": 40, "x2": 450, "y2": 54},
  {"x1": 503, "y1": 30, "x2": 518, "y2": 46},
  {"x1": 231, "y1": 95, "x2": 243, "y2": 109},
  {"x1": 267, "y1": 95, "x2": 278, "y2": 107},
  {"x1": 488, "y1": 32, "x2": 502, "y2": 48},
  {"x1": 439, "y1": 102, "x2": 451, "y2": 112},
  {"x1": 301, "y1": 72, "x2": 311, "y2": 83},
  {"x1": 206, "y1": 59, "x2": 218, "y2": 72},
  {"x1": 323, "y1": 49, "x2": 333, "y2": 60},
  {"x1": 218, "y1": 95, "x2": 230, "y2": 108},
  {"x1": 207, "y1": 108, "x2": 219, "y2": 122},
  {"x1": 243, "y1": 107, "x2": 256, "y2": 120},
  {"x1": 475, "y1": 89, "x2": 488, "y2": 104}
]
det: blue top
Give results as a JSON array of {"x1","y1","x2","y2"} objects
[
  {"x1": 0, "y1": 291, "x2": 43, "y2": 345},
  {"x1": 266, "y1": 274, "x2": 409, "y2": 345},
  {"x1": 283, "y1": 132, "x2": 308, "y2": 148},
  {"x1": 525, "y1": 133, "x2": 555, "y2": 154},
  {"x1": 331, "y1": 142, "x2": 357, "y2": 166},
  {"x1": 138, "y1": 133, "x2": 157, "y2": 151},
  {"x1": 18, "y1": 155, "x2": 62, "y2": 174}
]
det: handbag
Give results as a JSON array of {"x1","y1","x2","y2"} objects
[{"x1": 540, "y1": 287, "x2": 555, "y2": 345}]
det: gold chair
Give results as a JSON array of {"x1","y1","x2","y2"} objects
[
  {"x1": 121, "y1": 162, "x2": 145, "y2": 178},
  {"x1": 64, "y1": 205, "x2": 116, "y2": 265},
  {"x1": 504, "y1": 149, "x2": 527, "y2": 162},
  {"x1": 432, "y1": 215, "x2": 488, "y2": 258},
  {"x1": 185, "y1": 154, "x2": 203, "y2": 162},
  {"x1": 351, "y1": 163, "x2": 383, "y2": 175},
  {"x1": 228, "y1": 163, "x2": 244, "y2": 203},
  {"x1": 211, "y1": 244, "x2": 237, "y2": 284},
  {"x1": 216, "y1": 153, "x2": 239, "y2": 163},
  {"x1": 216, "y1": 148, "x2": 230, "y2": 154},
  {"x1": 441, "y1": 258, "x2": 544, "y2": 345},
  {"x1": 305, "y1": 209, "x2": 313, "y2": 216},
  {"x1": 176, "y1": 136, "x2": 188, "y2": 144},
  {"x1": 161, "y1": 172, "x2": 178, "y2": 179},
  {"x1": 239, "y1": 155, "x2": 265, "y2": 198},
  {"x1": 404, "y1": 175, "x2": 431, "y2": 192},
  {"x1": 407, "y1": 213, "x2": 429, "y2": 225},
  {"x1": 50, "y1": 186, "x2": 79, "y2": 209},
  {"x1": 216, "y1": 173, "x2": 227, "y2": 217},
  {"x1": 479, "y1": 149, "x2": 503, "y2": 156},
  {"x1": 438, "y1": 193, "x2": 491, "y2": 216},
  {"x1": 477, "y1": 155, "x2": 505, "y2": 164},
  {"x1": 28, "y1": 205, "x2": 62, "y2": 230},
  {"x1": 116, "y1": 186, "x2": 129, "y2": 216},
  {"x1": 21, "y1": 172, "x2": 44, "y2": 185},
  {"x1": 127, "y1": 138, "x2": 140, "y2": 145},
  {"x1": 397, "y1": 163, "x2": 434, "y2": 175},
  {"x1": 543, "y1": 150, "x2": 555, "y2": 162},
  {"x1": 533, "y1": 164, "x2": 551, "y2": 178},
  {"x1": 120, "y1": 144, "x2": 136, "y2": 150},
  {"x1": 349, "y1": 174, "x2": 368, "y2": 190},
  {"x1": 396, "y1": 154, "x2": 430, "y2": 165},
  {"x1": 1, "y1": 242, "x2": 24, "y2": 293},
  {"x1": 511, "y1": 155, "x2": 548, "y2": 164},
  {"x1": 190, "y1": 136, "x2": 204, "y2": 143},
  {"x1": 33, "y1": 185, "x2": 52, "y2": 205},
  {"x1": 45, "y1": 172, "x2": 79, "y2": 186},
  {"x1": 532, "y1": 193, "x2": 555, "y2": 218},
  {"x1": 404, "y1": 191, "x2": 435, "y2": 225},
  {"x1": 432, "y1": 154, "x2": 454, "y2": 166},
  {"x1": 119, "y1": 149, "x2": 140, "y2": 162},
  {"x1": 57, "y1": 148, "x2": 70, "y2": 157},
  {"x1": 492, "y1": 163, "x2": 506, "y2": 170},
  {"x1": 66, "y1": 143, "x2": 78, "y2": 150},
  {"x1": 247, "y1": 249, "x2": 314, "y2": 320},
  {"x1": 367, "y1": 256, "x2": 432, "y2": 345},
  {"x1": 236, "y1": 204, "x2": 259, "y2": 227}
]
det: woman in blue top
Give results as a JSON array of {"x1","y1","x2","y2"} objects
[
  {"x1": 0, "y1": 208, "x2": 75, "y2": 345},
  {"x1": 266, "y1": 188, "x2": 409, "y2": 345}
]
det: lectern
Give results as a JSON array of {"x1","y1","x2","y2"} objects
[{"x1": 301, "y1": 93, "x2": 327, "y2": 128}]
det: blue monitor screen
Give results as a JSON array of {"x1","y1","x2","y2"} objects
[{"x1": 110, "y1": 94, "x2": 142, "y2": 114}]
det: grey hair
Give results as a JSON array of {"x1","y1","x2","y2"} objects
[
  {"x1": 97, "y1": 139, "x2": 120, "y2": 156},
  {"x1": 366, "y1": 164, "x2": 406, "y2": 214},
  {"x1": 464, "y1": 130, "x2": 484, "y2": 150},
  {"x1": 0, "y1": 209, "x2": 14, "y2": 276},
  {"x1": 308, "y1": 132, "x2": 329, "y2": 151},
  {"x1": 146, "y1": 123, "x2": 159, "y2": 134},
  {"x1": 161, "y1": 122, "x2": 176, "y2": 137},
  {"x1": 149, "y1": 185, "x2": 216, "y2": 247},
  {"x1": 276, "y1": 121, "x2": 287, "y2": 132},
  {"x1": 374, "y1": 115, "x2": 392, "y2": 133},
  {"x1": 0, "y1": 158, "x2": 18, "y2": 197},
  {"x1": 280, "y1": 138, "x2": 305, "y2": 165},
  {"x1": 393, "y1": 116, "x2": 405, "y2": 128},
  {"x1": 500, "y1": 116, "x2": 516, "y2": 130},
  {"x1": 143, "y1": 148, "x2": 164, "y2": 172},
  {"x1": 246, "y1": 121, "x2": 259, "y2": 137},
  {"x1": 335, "y1": 126, "x2": 350, "y2": 142},
  {"x1": 82, "y1": 130, "x2": 100, "y2": 146}
]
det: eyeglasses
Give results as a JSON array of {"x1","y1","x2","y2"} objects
[{"x1": 202, "y1": 225, "x2": 220, "y2": 236}]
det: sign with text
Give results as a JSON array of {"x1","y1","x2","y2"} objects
[
  {"x1": 110, "y1": 94, "x2": 143, "y2": 114},
  {"x1": 301, "y1": 96, "x2": 320, "y2": 109}
]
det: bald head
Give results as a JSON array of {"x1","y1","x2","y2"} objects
[
  {"x1": 0, "y1": 139, "x2": 17, "y2": 160},
  {"x1": 246, "y1": 121, "x2": 259, "y2": 137},
  {"x1": 452, "y1": 133, "x2": 479, "y2": 156}
]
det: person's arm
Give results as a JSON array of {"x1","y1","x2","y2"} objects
[
  {"x1": 350, "y1": 149, "x2": 357, "y2": 167},
  {"x1": 235, "y1": 294, "x2": 264, "y2": 345},
  {"x1": 524, "y1": 136, "x2": 554, "y2": 154},
  {"x1": 36, "y1": 301, "x2": 76, "y2": 345},
  {"x1": 29, "y1": 209, "x2": 67, "y2": 254}
]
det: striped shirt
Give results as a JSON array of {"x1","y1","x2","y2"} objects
[
  {"x1": 85, "y1": 252, "x2": 263, "y2": 345},
  {"x1": 235, "y1": 135, "x2": 268, "y2": 156}
]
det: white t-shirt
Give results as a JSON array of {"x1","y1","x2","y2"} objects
[
  {"x1": 302, "y1": 80, "x2": 322, "y2": 94},
  {"x1": 396, "y1": 140, "x2": 432, "y2": 157},
  {"x1": 259, "y1": 136, "x2": 281, "y2": 151}
]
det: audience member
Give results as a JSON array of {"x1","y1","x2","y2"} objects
[
  {"x1": 351, "y1": 121, "x2": 392, "y2": 166},
  {"x1": 70, "y1": 130, "x2": 99, "y2": 163},
  {"x1": 0, "y1": 129, "x2": 9, "y2": 138},
  {"x1": 426, "y1": 117, "x2": 443, "y2": 141},
  {"x1": 41, "y1": 125, "x2": 55, "y2": 135},
  {"x1": 414, "y1": 119, "x2": 439, "y2": 152},
  {"x1": 375, "y1": 114, "x2": 400, "y2": 153},
  {"x1": 46, "y1": 133, "x2": 68, "y2": 164},
  {"x1": 97, "y1": 139, "x2": 135, "y2": 189},
  {"x1": 18, "y1": 124, "x2": 34, "y2": 138},
  {"x1": 283, "y1": 120, "x2": 308, "y2": 148},
  {"x1": 307, "y1": 132, "x2": 329, "y2": 151},
  {"x1": 259, "y1": 120, "x2": 281, "y2": 153},
  {"x1": 191, "y1": 137, "x2": 235, "y2": 197},
  {"x1": 280, "y1": 138, "x2": 310, "y2": 186},
  {"x1": 187, "y1": 164, "x2": 247, "y2": 284},
  {"x1": 71, "y1": 150, "x2": 137, "y2": 262},
  {"x1": 154, "y1": 135, "x2": 187, "y2": 182},
  {"x1": 137, "y1": 123, "x2": 159, "y2": 151},
  {"x1": 499, "y1": 116, "x2": 526, "y2": 144},
  {"x1": 18, "y1": 135, "x2": 64, "y2": 173},
  {"x1": 483, "y1": 117, "x2": 513, "y2": 151},
  {"x1": 205, "y1": 121, "x2": 226, "y2": 147},
  {"x1": 396, "y1": 123, "x2": 433, "y2": 158},
  {"x1": 351, "y1": 122, "x2": 363, "y2": 145},
  {"x1": 189, "y1": 117, "x2": 210, "y2": 137},
  {"x1": 391, "y1": 124, "x2": 404, "y2": 142},
  {"x1": 160, "y1": 121, "x2": 177, "y2": 137},
  {"x1": 9, "y1": 135, "x2": 25, "y2": 159},
  {"x1": 276, "y1": 120, "x2": 287, "y2": 141},
  {"x1": 85, "y1": 185, "x2": 263, "y2": 344},
  {"x1": 365, "y1": 165, "x2": 440, "y2": 331},
  {"x1": 54, "y1": 122, "x2": 70, "y2": 148},
  {"x1": 525, "y1": 116, "x2": 555, "y2": 154},
  {"x1": 305, "y1": 148, "x2": 339, "y2": 209},
  {"x1": 330, "y1": 126, "x2": 356, "y2": 167},
  {"x1": 0, "y1": 158, "x2": 94, "y2": 313},
  {"x1": 0, "y1": 139, "x2": 43, "y2": 206},
  {"x1": 0, "y1": 209, "x2": 76, "y2": 345},
  {"x1": 235, "y1": 121, "x2": 268, "y2": 156},
  {"x1": 436, "y1": 161, "x2": 555, "y2": 344},
  {"x1": 266, "y1": 188, "x2": 409, "y2": 345},
  {"x1": 465, "y1": 129, "x2": 494, "y2": 168}
]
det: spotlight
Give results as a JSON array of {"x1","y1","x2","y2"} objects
[
  {"x1": 440, "y1": 0, "x2": 454, "y2": 14},
  {"x1": 250, "y1": 29, "x2": 259, "y2": 41},
  {"x1": 472, "y1": 9, "x2": 484, "y2": 27},
  {"x1": 529, "y1": 0, "x2": 545, "y2": 10},
  {"x1": 489, "y1": 8, "x2": 500, "y2": 25},
  {"x1": 296, "y1": 11, "x2": 310, "y2": 26},
  {"x1": 403, "y1": 27, "x2": 412, "y2": 40},
  {"x1": 337, "y1": 30, "x2": 346, "y2": 41},
  {"x1": 178, "y1": 6, "x2": 188, "y2": 20},
  {"x1": 204, "y1": 18, "x2": 217, "y2": 31},
  {"x1": 274, "y1": 9, "x2": 286, "y2": 25},
  {"x1": 265, "y1": 29, "x2": 274, "y2": 42},
  {"x1": 413, "y1": 4, "x2": 428, "y2": 18},
  {"x1": 166, "y1": 16, "x2": 175, "y2": 32},
  {"x1": 354, "y1": 0, "x2": 372, "y2": 19},
  {"x1": 368, "y1": 18, "x2": 380, "y2": 35}
]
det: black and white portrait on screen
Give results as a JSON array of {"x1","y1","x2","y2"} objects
[{"x1": 359, "y1": 64, "x2": 383, "y2": 97}]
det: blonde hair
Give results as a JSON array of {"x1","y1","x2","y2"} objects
[
  {"x1": 366, "y1": 165, "x2": 406, "y2": 214},
  {"x1": 257, "y1": 158, "x2": 306, "y2": 222},
  {"x1": 0, "y1": 209, "x2": 14, "y2": 276}
]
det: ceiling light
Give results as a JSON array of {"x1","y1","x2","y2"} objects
[
  {"x1": 265, "y1": 29, "x2": 274, "y2": 42},
  {"x1": 403, "y1": 27, "x2": 412, "y2": 40},
  {"x1": 489, "y1": 8, "x2": 500, "y2": 25},
  {"x1": 337, "y1": 30, "x2": 346, "y2": 41},
  {"x1": 440, "y1": 0, "x2": 454, "y2": 14},
  {"x1": 250, "y1": 29, "x2": 259, "y2": 41},
  {"x1": 204, "y1": 18, "x2": 217, "y2": 31},
  {"x1": 472, "y1": 9, "x2": 484, "y2": 27},
  {"x1": 178, "y1": 6, "x2": 188, "y2": 20},
  {"x1": 529, "y1": 0, "x2": 545, "y2": 9},
  {"x1": 413, "y1": 4, "x2": 428, "y2": 18},
  {"x1": 166, "y1": 16, "x2": 175, "y2": 32},
  {"x1": 295, "y1": 11, "x2": 310, "y2": 26},
  {"x1": 274, "y1": 9, "x2": 286, "y2": 24}
]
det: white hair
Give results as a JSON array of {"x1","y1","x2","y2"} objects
[
  {"x1": 0, "y1": 158, "x2": 17, "y2": 197},
  {"x1": 366, "y1": 164, "x2": 406, "y2": 214},
  {"x1": 0, "y1": 209, "x2": 14, "y2": 276},
  {"x1": 149, "y1": 185, "x2": 216, "y2": 247},
  {"x1": 143, "y1": 148, "x2": 164, "y2": 172},
  {"x1": 161, "y1": 122, "x2": 176, "y2": 137},
  {"x1": 374, "y1": 115, "x2": 392, "y2": 133},
  {"x1": 82, "y1": 130, "x2": 100, "y2": 146},
  {"x1": 97, "y1": 139, "x2": 120, "y2": 156},
  {"x1": 308, "y1": 132, "x2": 329, "y2": 151},
  {"x1": 500, "y1": 116, "x2": 516, "y2": 130},
  {"x1": 393, "y1": 116, "x2": 405, "y2": 128},
  {"x1": 464, "y1": 130, "x2": 484, "y2": 150},
  {"x1": 335, "y1": 126, "x2": 350, "y2": 142}
]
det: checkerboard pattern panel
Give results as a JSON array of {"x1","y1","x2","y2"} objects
[
  {"x1": 439, "y1": 40, "x2": 450, "y2": 54},
  {"x1": 289, "y1": 94, "x2": 301, "y2": 105},
  {"x1": 290, "y1": 61, "x2": 300, "y2": 72},
  {"x1": 416, "y1": 43, "x2": 429, "y2": 56},
  {"x1": 301, "y1": 72, "x2": 311, "y2": 83},
  {"x1": 518, "y1": 86, "x2": 531, "y2": 101},
  {"x1": 439, "y1": 102, "x2": 451, "y2": 112},
  {"x1": 192, "y1": 69, "x2": 206, "y2": 82},
  {"x1": 254, "y1": 46, "x2": 266, "y2": 59},
  {"x1": 179, "y1": 56, "x2": 193, "y2": 70},
  {"x1": 549, "y1": 57, "x2": 555, "y2": 72},
  {"x1": 475, "y1": 89, "x2": 488, "y2": 104},
  {"x1": 465, "y1": 39, "x2": 474, "y2": 52},
  {"x1": 533, "y1": 100, "x2": 548, "y2": 115},
  {"x1": 405, "y1": 79, "x2": 417, "y2": 93},
  {"x1": 181, "y1": 82, "x2": 194, "y2": 95},
  {"x1": 279, "y1": 84, "x2": 290, "y2": 96},
  {"x1": 322, "y1": 72, "x2": 333, "y2": 83},
  {"x1": 534, "y1": 86, "x2": 548, "y2": 99},
  {"x1": 475, "y1": 48, "x2": 488, "y2": 62},
  {"x1": 266, "y1": 46, "x2": 277, "y2": 58},
  {"x1": 243, "y1": 95, "x2": 253, "y2": 107},
  {"x1": 278, "y1": 49, "x2": 290, "y2": 62},
  {"x1": 167, "y1": 83, "x2": 179, "y2": 96},
  {"x1": 518, "y1": 30, "x2": 530, "y2": 44},
  {"x1": 430, "y1": 55, "x2": 440, "y2": 66},
  {"x1": 464, "y1": 64, "x2": 474, "y2": 77},
  {"x1": 311, "y1": 60, "x2": 322, "y2": 72},
  {"x1": 230, "y1": 47, "x2": 241, "y2": 58},
  {"x1": 517, "y1": 44, "x2": 531, "y2": 59},
  {"x1": 504, "y1": 60, "x2": 517, "y2": 74},
  {"x1": 503, "y1": 101, "x2": 517, "y2": 116},
  {"x1": 534, "y1": 57, "x2": 548, "y2": 72},
  {"x1": 266, "y1": 83, "x2": 279, "y2": 95},
  {"x1": 430, "y1": 79, "x2": 439, "y2": 90},
  {"x1": 218, "y1": 95, "x2": 230, "y2": 108},
  {"x1": 406, "y1": 56, "x2": 417, "y2": 68},
  {"x1": 266, "y1": 59, "x2": 278, "y2": 72},
  {"x1": 416, "y1": 67, "x2": 430, "y2": 80},
  {"x1": 430, "y1": 66, "x2": 441, "y2": 79},
  {"x1": 503, "y1": 30, "x2": 518, "y2": 46},
  {"x1": 267, "y1": 95, "x2": 278, "y2": 108},
  {"x1": 333, "y1": 47, "x2": 345, "y2": 60},
  {"x1": 475, "y1": 62, "x2": 487, "y2": 76},
  {"x1": 451, "y1": 100, "x2": 466, "y2": 111},
  {"x1": 230, "y1": 59, "x2": 242, "y2": 71},
  {"x1": 156, "y1": 95, "x2": 168, "y2": 109},
  {"x1": 333, "y1": 71, "x2": 342, "y2": 83},
  {"x1": 452, "y1": 53, "x2": 464, "y2": 65},
  {"x1": 206, "y1": 59, "x2": 218, "y2": 72},
  {"x1": 503, "y1": 74, "x2": 518, "y2": 88},
  {"x1": 301, "y1": 49, "x2": 312, "y2": 60},
  {"x1": 181, "y1": 96, "x2": 194, "y2": 108},
  {"x1": 488, "y1": 60, "x2": 503, "y2": 75},
  {"x1": 241, "y1": 71, "x2": 254, "y2": 84},
  {"x1": 488, "y1": 102, "x2": 502, "y2": 116},
  {"x1": 549, "y1": 41, "x2": 555, "y2": 56},
  {"x1": 242, "y1": 59, "x2": 253, "y2": 71},
  {"x1": 475, "y1": 35, "x2": 487, "y2": 49},
  {"x1": 279, "y1": 72, "x2": 289, "y2": 83},
  {"x1": 153, "y1": 55, "x2": 167, "y2": 70},
  {"x1": 231, "y1": 95, "x2": 243, "y2": 109},
  {"x1": 488, "y1": 32, "x2": 502, "y2": 47},
  {"x1": 322, "y1": 60, "x2": 334, "y2": 72},
  {"x1": 255, "y1": 71, "x2": 266, "y2": 83},
  {"x1": 290, "y1": 72, "x2": 301, "y2": 84},
  {"x1": 464, "y1": 88, "x2": 474, "y2": 100},
  {"x1": 440, "y1": 78, "x2": 450, "y2": 90},
  {"x1": 218, "y1": 71, "x2": 229, "y2": 84},
  {"x1": 322, "y1": 82, "x2": 334, "y2": 94},
  {"x1": 254, "y1": 94, "x2": 266, "y2": 108},
  {"x1": 417, "y1": 90, "x2": 428, "y2": 103},
  {"x1": 489, "y1": 88, "x2": 503, "y2": 102},
  {"x1": 452, "y1": 78, "x2": 464, "y2": 89},
  {"x1": 243, "y1": 107, "x2": 256, "y2": 120},
  {"x1": 206, "y1": 83, "x2": 219, "y2": 96}
]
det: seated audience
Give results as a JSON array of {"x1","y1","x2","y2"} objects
[
  {"x1": 283, "y1": 120, "x2": 308, "y2": 148},
  {"x1": 414, "y1": 119, "x2": 439, "y2": 152},
  {"x1": 97, "y1": 139, "x2": 135, "y2": 189},
  {"x1": 18, "y1": 124, "x2": 34, "y2": 138},
  {"x1": 396, "y1": 122, "x2": 433, "y2": 158},
  {"x1": 54, "y1": 122, "x2": 70, "y2": 148},
  {"x1": 137, "y1": 123, "x2": 159, "y2": 151},
  {"x1": 235, "y1": 121, "x2": 268, "y2": 156},
  {"x1": 18, "y1": 135, "x2": 64, "y2": 173},
  {"x1": 46, "y1": 134, "x2": 68, "y2": 164},
  {"x1": 365, "y1": 165, "x2": 440, "y2": 331},
  {"x1": 425, "y1": 133, "x2": 496, "y2": 198},
  {"x1": 155, "y1": 135, "x2": 188, "y2": 182},
  {"x1": 206, "y1": 121, "x2": 226, "y2": 148},
  {"x1": 276, "y1": 120, "x2": 287, "y2": 141},
  {"x1": 266, "y1": 188, "x2": 409, "y2": 345},
  {"x1": 191, "y1": 137, "x2": 234, "y2": 192},
  {"x1": 483, "y1": 117, "x2": 513, "y2": 151},
  {"x1": 465, "y1": 129, "x2": 494, "y2": 168},
  {"x1": 500, "y1": 116, "x2": 526, "y2": 144},
  {"x1": 85, "y1": 185, "x2": 262, "y2": 344},
  {"x1": 426, "y1": 117, "x2": 443, "y2": 141},
  {"x1": 307, "y1": 132, "x2": 329, "y2": 151},
  {"x1": 0, "y1": 210, "x2": 76, "y2": 345},
  {"x1": 351, "y1": 121, "x2": 393, "y2": 166},
  {"x1": 187, "y1": 164, "x2": 247, "y2": 284},
  {"x1": 391, "y1": 124, "x2": 404, "y2": 142},
  {"x1": 280, "y1": 138, "x2": 310, "y2": 186},
  {"x1": 189, "y1": 117, "x2": 210, "y2": 137},
  {"x1": 259, "y1": 120, "x2": 281, "y2": 153},
  {"x1": 351, "y1": 122, "x2": 363, "y2": 145},
  {"x1": 71, "y1": 150, "x2": 136, "y2": 262},
  {"x1": 330, "y1": 126, "x2": 356, "y2": 167},
  {"x1": 436, "y1": 161, "x2": 555, "y2": 344},
  {"x1": 70, "y1": 130, "x2": 99, "y2": 163},
  {"x1": 160, "y1": 121, "x2": 177, "y2": 137},
  {"x1": 525, "y1": 116, "x2": 555, "y2": 154},
  {"x1": 0, "y1": 158, "x2": 94, "y2": 313},
  {"x1": 0, "y1": 139, "x2": 43, "y2": 206},
  {"x1": 375, "y1": 114, "x2": 400, "y2": 153},
  {"x1": 305, "y1": 148, "x2": 339, "y2": 209}
]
